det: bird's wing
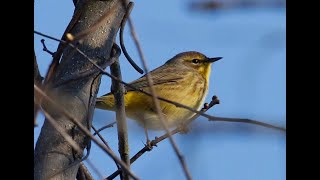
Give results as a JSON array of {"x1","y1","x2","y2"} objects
[
  {"x1": 98, "y1": 74, "x2": 183, "y2": 98},
  {"x1": 99, "y1": 65, "x2": 188, "y2": 96},
  {"x1": 125, "y1": 70, "x2": 185, "y2": 91}
]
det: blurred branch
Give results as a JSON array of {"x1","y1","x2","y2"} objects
[
  {"x1": 208, "y1": 116, "x2": 286, "y2": 131},
  {"x1": 34, "y1": 50, "x2": 43, "y2": 127},
  {"x1": 77, "y1": 163, "x2": 94, "y2": 180},
  {"x1": 34, "y1": 84, "x2": 139, "y2": 180},
  {"x1": 35, "y1": 98, "x2": 99, "y2": 179},
  {"x1": 41, "y1": 106, "x2": 83, "y2": 154},
  {"x1": 70, "y1": 1, "x2": 144, "y2": 74},
  {"x1": 92, "y1": 126, "x2": 122, "y2": 177},
  {"x1": 34, "y1": 31, "x2": 286, "y2": 132},
  {"x1": 42, "y1": 0, "x2": 88, "y2": 85},
  {"x1": 34, "y1": 0, "x2": 129, "y2": 177},
  {"x1": 125, "y1": 3, "x2": 192, "y2": 179},
  {"x1": 34, "y1": 50, "x2": 43, "y2": 85},
  {"x1": 189, "y1": 0, "x2": 286, "y2": 11},
  {"x1": 106, "y1": 96, "x2": 220, "y2": 180}
]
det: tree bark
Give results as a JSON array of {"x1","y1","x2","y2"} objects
[
  {"x1": 110, "y1": 59, "x2": 130, "y2": 179},
  {"x1": 34, "y1": 49, "x2": 42, "y2": 125},
  {"x1": 34, "y1": 0, "x2": 127, "y2": 179}
]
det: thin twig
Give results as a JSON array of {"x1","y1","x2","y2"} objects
[
  {"x1": 127, "y1": 18, "x2": 144, "y2": 71},
  {"x1": 41, "y1": 39, "x2": 55, "y2": 56},
  {"x1": 85, "y1": 159, "x2": 104, "y2": 179},
  {"x1": 119, "y1": 2, "x2": 144, "y2": 74},
  {"x1": 52, "y1": 46, "x2": 117, "y2": 88},
  {"x1": 106, "y1": 96, "x2": 220, "y2": 180},
  {"x1": 42, "y1": 0, "x2": 88, "y2": 85},
  {"x1": 92, "y1": 126, "x2": 113, "y2": 153},
  {"x1": 34, "y1": 84, "x2": 139, "y2": 180},
  {"x1": 92, "y1": 126, "x2": 121, "y2": 171},
  {"x1": 125, "y1": 6, "x2": 192, "y2": 180},
  {"x1": 93, "y1": 121, "x2": 117, "y2": 136},
  {"x1": 34, "y1": 30, "x2": 286, "y2": 132}
]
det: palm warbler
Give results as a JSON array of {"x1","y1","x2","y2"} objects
[{"x1": 96, "y1": 51, "x2": 221, "y2": 130}]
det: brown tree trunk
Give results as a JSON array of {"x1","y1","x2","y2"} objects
[{"x1": 34, "y1": 0, "x2": 127, "y2": 179}]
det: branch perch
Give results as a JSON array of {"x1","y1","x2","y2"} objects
[
  {"x1": 34, "y1": 30, "x2": 286, "y2": 132},
  {"x1": 110, "y1": 43, "x2": 131, "y2": 179},
  {"x1": 106, "y1": 96, "x2": 220, "y2": 180}
]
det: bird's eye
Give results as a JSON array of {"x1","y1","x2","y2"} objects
[{"x1": 192, "y1": 59, "x2": 200, "y2": 64}]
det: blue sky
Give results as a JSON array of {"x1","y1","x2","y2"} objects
[{"x1": 34, "y1": 1, "x2": 286, "y2": 179}]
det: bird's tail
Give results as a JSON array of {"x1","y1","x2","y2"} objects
[{"x1": 95, "y1": 93, "x2": 115, "y2": 111}]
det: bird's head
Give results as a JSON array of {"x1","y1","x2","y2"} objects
[{"x1": 166, "y1": 51, "x2": 222, "y2": 78}]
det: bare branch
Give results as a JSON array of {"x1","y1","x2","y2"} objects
[
  {"x1": 189, "y1": 0, "x2": 286, "y2": 11},
  {"x1": 77, "y1": 162, "x2": 94, "y2": 180},
  {"x1": 85, "y1": 159, "x2": 105, "y2": 179},
  {"x1": 109, "y1": 44, "x2": 131, "y2": 180},
  {"x1": 35, "y1": 101, "x2": 101, "y2": 179},
  {"x1": 93, "y1": 121, "x2": 117, "y2": 136},
  {"x1": 119, "y1": 2, "x2": 144, "y2": 74},
  {"x1": 34, "y1": 30, "x2": 286, "y2": 132},
  {"x1": 125, "y1": 4, "x2": 192, "y2": 180},
  {"x1": 106, "y1": 96, "x2": 220, "y2": 180},
  {"x1": 34, "y1": 84, "x2": 139, "y2": 180},
  {"x1": 92, "y1": 125, "x2": 121, "y2": 172},
  {"x1": 41, "y1": 39, "x2": 55, "y2": 56},
  {"x1": 42, "y1": 0, "x2": 88, "y2": 85},
  {"x1": 34, "y1": 1, "x2": 137, "y2": 179},
  {"x1": 127, "y1": 18, "x2": 145, "y2": 73}
]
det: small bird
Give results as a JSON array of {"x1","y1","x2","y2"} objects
[{"x1": 96, "y1": 51, "x2": 221, "y2": 132}]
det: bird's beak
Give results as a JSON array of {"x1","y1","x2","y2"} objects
[{"x1": 206, "y1": 57, "x2": 223, "y2": 63}]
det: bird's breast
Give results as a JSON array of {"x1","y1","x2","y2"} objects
[{"x1": 125, "y1": 72, "x2": 208, "y2": 130}]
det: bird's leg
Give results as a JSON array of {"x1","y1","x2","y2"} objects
[
  {"x1": 178, "y1": 123, "x2": 190, "y2": 134},
  {"x1": 143, "y1": 125, "x2": 152, "y2": 150}
]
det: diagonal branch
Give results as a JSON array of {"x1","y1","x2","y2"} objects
[
  {"x1": 77, "y1": 162, "x2": 94, "y2": 180},
  {"x1": 42, "y1": 0, "x2": 89, "y2": 85},
  {"x1": 92, "y1": 126, "x2": 121, "y2": 172},
  {"x1": 125, "y1": 4, "x2": 192, "y2": 179},
  {"x1": 34, "y1": 84, "x2": 139, "y2": 180},
  {"x1": 35, "y1": 99, "x2": 100, "y2": 180},
  {"x1": 34, "y1": 30, "x2": 286, "y2": 132},
  {"x1": 106, "y1": 96, "x2": 220, "y2": 180},
  {"x1": 34, "y1": 1, "x2": 132, "y2": 179}
]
